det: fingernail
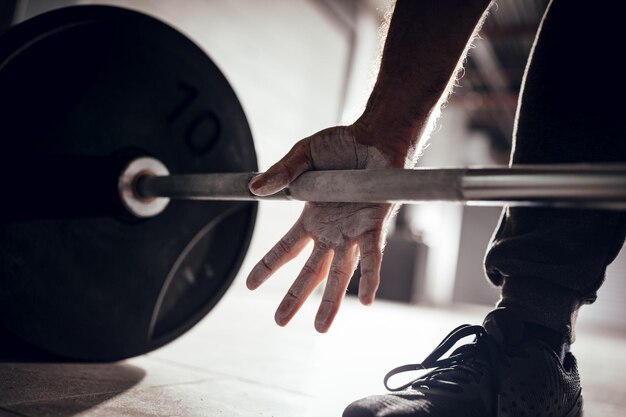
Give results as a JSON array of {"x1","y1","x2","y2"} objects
[
  {"x1": 249, "y1": 170, "x2": 289, "y2": 196},
  {"x1": 249, "y1": 174, "x2": 263, "y2": 190}
]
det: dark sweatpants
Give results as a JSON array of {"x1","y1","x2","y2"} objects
[{"x1": 483, "y1": 0, "x2": 626, "y2": 341}]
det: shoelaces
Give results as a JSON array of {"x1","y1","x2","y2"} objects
[{"x1": 383, "y1": 324, "x2": 504, "y2": 394}]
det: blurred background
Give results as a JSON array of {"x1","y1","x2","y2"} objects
[
  {"x1": 2, "y1": 1, "x2": 626, "y2": 416},
  {"x1": 4, "y1": 0, "x2": 625, "y2": 333}
]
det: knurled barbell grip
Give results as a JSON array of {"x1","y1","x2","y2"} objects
[
  {"x1": 134, "y1": 164, "x2": 626, "y2": 206},
  {"x1": 136, "y1": 169, "x2": 465, "y2": 202}
]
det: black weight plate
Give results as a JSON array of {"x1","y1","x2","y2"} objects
[{"x1": 0, "y1": 6, "x2": 257, "y2": 360}]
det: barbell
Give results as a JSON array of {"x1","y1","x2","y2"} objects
[
  {"x1": 128, "y1": 159, "x2": 626, "y2": 210},
  {"x1": 1, "y1": 5, "x2": 624, "y2": 361}
]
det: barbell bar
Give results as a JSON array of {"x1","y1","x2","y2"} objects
[{"x1": 123, "y1": 157, "x2": 626, "y2": 218}]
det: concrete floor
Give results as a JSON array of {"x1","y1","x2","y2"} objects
[{"x1": 1, "y1": 286, "x2": 625, "y2": 416}]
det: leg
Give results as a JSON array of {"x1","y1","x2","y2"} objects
[{"x1": 484, "y1": 0, "x2": 626, "y2": 342}]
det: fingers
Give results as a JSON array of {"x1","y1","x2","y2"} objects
[
  {"x1": 246, "y1": 223, "x2": 308, "y2": 290},
  {"x1": 249, "y1": 140, "x2": 312, "y2": 196},
  {"x1": 357, "y1": 230, "x2": 384, "y2": 306},
  {"x1": 315, "y1": 245, "x2": 359, "y2": 333},
  {"x1": 274, "y1": 247, "x2": 333, "y2": 327}
]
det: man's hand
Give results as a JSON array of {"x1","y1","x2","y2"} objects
[
  {"x1": 244, "y1": 0, "x2": 492, "y2": 333},
  {"x1": 245, "y1": 124, "x2": 401, "y2": 333}
]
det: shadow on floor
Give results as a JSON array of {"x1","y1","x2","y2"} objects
[
  {"x1": 0, "y1": 327, "x2": 145, "y2": 416},
  {"x1": 0, "y1": 361, "x2": 145, "y2": 416}
]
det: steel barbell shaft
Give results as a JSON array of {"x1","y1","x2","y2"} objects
[{"x1": 135, "y1": 164, "x2": 626, "y2": 207}]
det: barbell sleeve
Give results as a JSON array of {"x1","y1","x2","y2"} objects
[{"x1": 135, "y1": 164, "x2": 626, "y2": 208}]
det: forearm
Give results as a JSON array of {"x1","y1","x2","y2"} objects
[{"x1": 356, "y1": 0, "x2": 493, "y2": 164}]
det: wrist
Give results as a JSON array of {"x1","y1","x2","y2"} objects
[{"x1": 352, "y1": 112, "x2": 425, "y2": 168}]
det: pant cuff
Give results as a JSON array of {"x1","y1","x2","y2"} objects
[{"x1": 497, "y1": 276, "x2": 583, "y2": 343}]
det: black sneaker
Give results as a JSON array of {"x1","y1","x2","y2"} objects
[{"x1": 343, "y1": 308, "x2": 583, "y2": 417}]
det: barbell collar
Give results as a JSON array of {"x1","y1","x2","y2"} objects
[{"x1": 135, "y1": 163, "x2": 626, "y2": 208}]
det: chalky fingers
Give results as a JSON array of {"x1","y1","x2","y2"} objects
[
  {"x1": 246, "y1": 222, "x2": 309, "y2": 290},
  {"x1": 274, "y1": 247, "x2": 333, "y2": 326},
  {"x1": 357, "y1": 230, "x2": 384, "y2": 305},
  {"x1": 315, "y1": 245, "x2": 359, "y2": 333}
]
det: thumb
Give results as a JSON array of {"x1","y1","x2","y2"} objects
[{"x1": 249, "y1": 140, "x2": 312, "y2": 196}]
